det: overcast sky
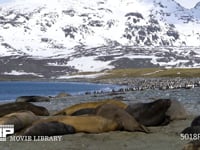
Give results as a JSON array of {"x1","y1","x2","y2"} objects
[
  {"x1": 0, "y1": 0, "x2": 199, "y2": 9},
  {"x1": 175, "y1": 0, "x2": 199, "y2": 8}
]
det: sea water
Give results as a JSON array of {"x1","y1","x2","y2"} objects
[{"x1": 0, "y1": 81, "x2": 121, "y2": 101}]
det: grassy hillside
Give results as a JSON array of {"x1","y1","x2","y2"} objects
[{"x1": 98, "y1": 68, "x2": 200, "y2": 79}]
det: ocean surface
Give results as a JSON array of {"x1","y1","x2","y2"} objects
[{"x1": 0, "y1": 81, "x2": 121, "y2": 101}]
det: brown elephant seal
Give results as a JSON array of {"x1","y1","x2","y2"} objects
[
  {"x1": 125, "y1": 99, "x2": 171, "y2": 126},
  {"x1": 0, "y1": 102, "x2": 49, "y2": 116},
  {"x1": 55, "y1": 92, "x2": 71, "y2": 98},
  {"x1": 38, "y1": 115, "x2": 119, "y2": 133},
  {"x1": 183, "y1": 140, "x2": 200, "y2": 150},
  {"x1": 0, "y1": 111, "x2": 39, "y2": 132},
  {"x1": 95, "y1": 104, "x2": 149, "y2": 133},
  {"x1": 53, "y1": 99, "x2": 127, "y2": 116},
  {"x1": 16, "y1": 96, "x2": 50, "y2": 102},
  {"x1": 191, "y1": 116, "x2": 200, "y2": 126},
  {"x1": 22, "y1": 121, "x2": 75, "y2": 136},
  {"x1": 166, "y1": 99, "x2": 188, "y2": 120}
]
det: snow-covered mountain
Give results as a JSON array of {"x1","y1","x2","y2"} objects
[{"x1": 0, "y1": 0, "x2": 200, "y2": 79}]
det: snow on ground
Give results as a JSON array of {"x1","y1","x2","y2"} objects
[
  {"x1": 2, "y1": 70, "x2": 44, "y2": 77},
  {"x1": 67, "y1": 56, "x2": 114, "y2": 72},
  {"x1": 57, "y1": 72, "x2": 108, "y2": 79},
  {"x1": 143, "y1": 70, "x2": 164, "y2": 76}
]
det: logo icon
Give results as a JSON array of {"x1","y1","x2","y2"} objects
[{"x1": 0, "y1": 125, "x2": 14, "y2": 141}]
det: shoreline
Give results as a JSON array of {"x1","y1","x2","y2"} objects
[{"x1": 0, "y1": 77, "x2": 199, "y2": 149}]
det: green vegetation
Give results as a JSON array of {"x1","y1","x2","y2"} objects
[{"x1": 98, "y1": 68, "x2": 200, "y2": 79}]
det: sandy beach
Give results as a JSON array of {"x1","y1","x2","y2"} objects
[
  {"x1": 0, "y1": 117, "x2": 193, "y2": 150},
  {"x1": 0, "y1": 86, "x2": 197, "y2": 150}
]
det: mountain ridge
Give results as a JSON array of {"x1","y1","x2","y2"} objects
[{"x1": 0, "y1": 0, "x2": 200, "y2": 79}]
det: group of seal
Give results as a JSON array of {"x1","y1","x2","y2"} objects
[
  {"x1": 0, "y1": 98, "x2": 188, "y2": 137},
  {"x1": 53, "y1": 99, "x2": 127, "y2": 116}
]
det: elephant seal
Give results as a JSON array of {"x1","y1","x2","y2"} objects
[
  {"x1": 71, "y1": 108, "x2": 96, "y2": 116},
  {"x1": 95, "y1": 104, "x2": 149, "y2": 133},
  {"x1": 38, "y1": 115, "x2": 119, "y2": 133},
  {"x1": 53, "y1": 99, "x2": 127, "y2": 116},
  {"x1": 55, "y1": 92, "x2": 71, "y2": 98},
  {"x1": 181, "y1": 126, "x2": 200, "y2": 134},
  {"x1": 22, "y1": 121, "x2": 75, "y2": 136},
  {"x1": 125, "y1": 99, "x2": 171, "y2": 126},
  {"x1": 183, "y1": 140, "x2": 200, "y2": 150},
  {"x1": 16, "y1": 96, "x2": 50, "y2": 102},
  {"x1": 191, "y1": 116, "x2": 200, "y2": 126},
  {"x1": 0, "y1": 111, "x2": 39, "y2": 132},
  {"x1": 166, "y1": 99, "x2": 187, "y2": 120},
  {"x1": 0, "y1": 102, "x2": 49, "y2": 116}
]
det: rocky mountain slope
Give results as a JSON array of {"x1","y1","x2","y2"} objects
[{"x1": 0, "y1": 0, "x2": 200, "y2": 79}]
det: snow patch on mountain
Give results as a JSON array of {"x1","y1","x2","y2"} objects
[
  {"x1": 0, "y1": 0, "x2": 200, "y2": 76},
  {"x1": 67, "y1": 56, "x2": 114, "y2": 72}
]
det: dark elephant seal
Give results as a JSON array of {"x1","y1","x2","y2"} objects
[
  {"x1": 22, "y1": 121, "x2": 75, "y2": 136},
  {"x1": 181, "y1": 126, "x2": 200, "y2": 134},
  {"x1": 166, "y1": 99, "x2": 187, "y2": 120},
  {"x1": 191, "y1": 116, "x2": 200, "y2": 126},
  {"x1": 53, "y1": 99, "x2": 127, "y2": 116},
  {"x1": 95, "y1": 104, "x2": 149, "y2": 133},
  {"x1": 38, "y1": 115, "x2": 119, "y2": 133},
  {"x1": 183, "y1": 140, "x2": 200, "y2": 150},
  {"x1": 0, "y1": 102, "x2": 49, "y2": 116},
  {"x1": 16, "y1": 96, "x2": 50, "y2": 102},
  {"x1": 71, "y1": 108, "x2": 96, "y2": 116},
  {"x1": 125, "y1": 99, "x2": 171, "y2": 126},
  {"x1": 0, "y1": 111, "x2": 39, "y2": 132}
]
